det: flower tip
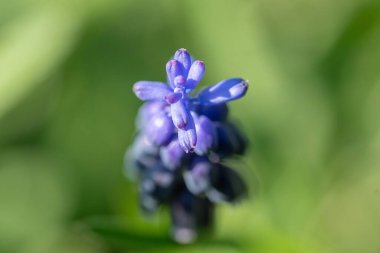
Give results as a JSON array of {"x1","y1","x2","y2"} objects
[
  {"x1": 194, "y1": 60, "x2": 204, "y2": 66},
  {"x1": 174, "y1": 48, "x2": 190, "y2": 59},
  {"x1": 166, "y1": 59, "x2": 177, "y2": 69},
  {"x1": 174, "y1": 49, "x2": 191, "y2": 65},
  {"x1": 132, "y1": 80, "x2": 142, "y2": 90},
  {"x1": 132, "y1": 82, "x2": 138, "y2": 92},
  {"x1": 191, "y1": 60, "x2": 205, "y2": 72},
  {"x1": 242, "y1": 79, "x2": 249, "y2": 91},
  {"x1": 176, "y1": 48, "x2": 189, "y2": 54},
  {"x1": 132, "y1": 81, "x2": 144, "y2": 97},
  {"x1": 228, "y1": 78, "x2": 249, "y2": 97}
]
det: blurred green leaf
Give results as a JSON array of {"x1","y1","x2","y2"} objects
[
  {"x1": 0, "y1": 149, "x2": 70, "y2": 252},
  {"x1": 0, "y1": 1, "x2": 82, "y2": 119}
]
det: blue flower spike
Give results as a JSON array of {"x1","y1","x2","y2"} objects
[{"x1": 127, "y1": 48, "x2": 250, "y2": 244}]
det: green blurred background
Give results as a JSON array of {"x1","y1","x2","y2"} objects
[{"x1": 1, "y1": 0, "x2": 380, "y2": 252}]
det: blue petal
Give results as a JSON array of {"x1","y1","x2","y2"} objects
[
  {"x1": 177, "y1": 115, "x2": 197, "y2": 153},
  {"x1": 171, "y1": 100, "x2": 190, "y2": 129},
  {"x1": 174, "y1": 48, "x2": 192, "y2": 76},
  {"x1": 160, "y1": 138, "x2": 184, "y2": 170},
  {"x1": 166, "y1": 60, "x2": 184, "y2": 88},
  {"x1": 144, "y1": 112, "x2": 174, "y2": 146},
  {"x1": 184, "y1": 157, "x2": 212, "y2": 195},
  {"x1": 198, "y1": 78, "x2": 248, "y2": 105},
  {"x1": 136, "y1": 101, "x2": 167, "y2": 129},
  {"x1": 133, "y1": 81, "x2": 172, "y2": 101},
  {"x1": 186, "y1": 60, "x2": 205, "y2": 92},
  {"x1": 194, "y1": 115, "x2": 216, "y2": 155}
]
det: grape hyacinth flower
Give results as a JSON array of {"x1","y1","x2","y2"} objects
[{"x1": 126, "y1": 48, "x2": 249, "y2": 244}]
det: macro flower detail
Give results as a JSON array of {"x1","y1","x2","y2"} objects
[
  {"x1": 126, "y1": 48, "x2": 250, "y2": 243},
  {"x1": 132, "y1": 48, "x2": 248, "y2": 152}
]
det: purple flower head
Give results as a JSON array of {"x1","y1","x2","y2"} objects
[
  {"x1": 132, "y1": 48, "x2": 248, "y2": 152},
  {"x1": 133, "y1": 49, "x2": 208, "y2": 152},
  {"x1": 127, "y1": 48, "x2": 250, "y2": 243}
]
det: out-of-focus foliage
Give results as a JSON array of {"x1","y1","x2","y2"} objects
[{"x1": 1, "y1": 0, "x2": 380, "y2": 252}]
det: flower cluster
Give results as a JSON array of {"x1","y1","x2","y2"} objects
[{"x1": 126, "y1": 49, "x2": 249, "y2": 244}]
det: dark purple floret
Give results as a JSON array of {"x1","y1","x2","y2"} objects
[
  {"x1": 126, "y1": 48, "x2": 250, "y2": 243},
  {"x1": 170, "y1": 189, "x2": 214, "y2": 244},
  {"x1": 207, "y1": 163, "x2": 247, "y2": 203},
  {"x1": 184, "y1": 157, "x2": 212, "y2": 195},
  {"x1": 198, "y1": 103, "x2": 229, "y2": 122},
  {"x1": 125, "y1": 134, "x2": 160, "y2": 177},
  {"x1": 141, "y1": 164, "x2": 182, "y2": 203},
  {"x1": 214, "y1": 122, "x2": 248, "y2": 157}
]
